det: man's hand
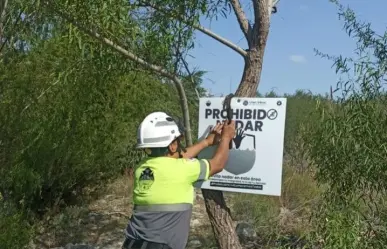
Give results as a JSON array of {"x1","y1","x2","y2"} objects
[
  {"x1": 221, "y1": 120, "x2": 236, "y2": 141},
  {"x1": 208, "y1": 120, "x2": 236, "y2": 176},
  {"x1": 205, "y1": 122, "x2": 223, "y2": 146},
  {"x1": 182, "y1": 122, "x2": 225, "y2": 158}
]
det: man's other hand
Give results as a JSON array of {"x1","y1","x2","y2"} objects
[{"x1": 205, "y1": 122, "x2": 223, "y2": 146}]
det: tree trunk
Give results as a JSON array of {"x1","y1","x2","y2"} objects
[
  {"x1": 201, "y1": 189, "x2": 242, "y2": 249},
  {"x1": 200, "y1": 50, "x2": 266, "y2": 249},
  {"x1": 201, "y1": 8, "x2": 270, "y2": 247},
  {"x1": 235, "y1": 48, "x2": 266, "y2": 97}
]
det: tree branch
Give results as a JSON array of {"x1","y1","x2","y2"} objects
[
  {"x1": 252, "y1": 0, "x2": 280, "y2": 25},
  {"x1": 138, "y1": 2, "x2": 247, "y2": 58},
  {"x1": 251, "y1": 0, "x2": 272, "y2": 46},
  {"x1": 195, "y1": 22, "x2": 247, "y2": 57},
  {"x1": 230, "y1": 0, "x2": 252, "y2": 45},
  {"x1": 44, "y1": 2, "x2": 193, "y2": 145}
]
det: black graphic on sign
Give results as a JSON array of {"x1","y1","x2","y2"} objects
[
  {"x1": 199, "y1": 127, "x2": 257, "y2": 176},
  {"x1": 233, "y1": 129, "x2": 245, "y2": 149},
  {"x1": 267, "y1": 109, "x2": 278, "y2": 120},
  {"x1": 138, "y1": 167, "x2": 154, "y2": 191},
  {"x1": 243, "y1": 100, "x2": 248, "y2": 106},
  {"x1": 231, "y1": 129, "x2": 256, "y2": 150}
]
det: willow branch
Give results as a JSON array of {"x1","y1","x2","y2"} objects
[
  {"x1": 46, "y1": 3, "x2": 194, "y2": 145},
  {"x1": 195, "y1": 22, "x2": 247, "y2": 57}
]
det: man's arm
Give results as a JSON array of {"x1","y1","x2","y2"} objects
[
  {"x1": 182, "y1": 139, "x2": 209, "y2": 159},
  {"x1": 182, "y1": 123, "x2": 223, "y2": 159},
  {"x1": 181, "y1": 158, "x2": 211, "y2": 183},
  {"x1": 181, "y1": 121, "x2": 235, "y2": 180}
]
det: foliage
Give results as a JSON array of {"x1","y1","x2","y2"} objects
[
  {"x1": 6, "y1": 0, "x2": 209, "y2": 73},
  {"x1": 304, "y1": 1, "x2": 387, "y2": 248},
  {"x1": 283, "y1": 90, "x2": 327, "y2": 173},
  {"x1": 0, "y1": 202, "x2": 34, "y2": 249},
  {"x1": 232, "y1": 164, "x2": 320, "y2": 248},
  {"x1": 0, "y1": 29, "x2": 191, "y2": 216},
  {"x1": 257, "y1": 90, "x2": 326, "y2": 172}
]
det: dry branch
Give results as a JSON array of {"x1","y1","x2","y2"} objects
[
  {"x1": 230, "y1": 0, "x2": 252, "y2": 43},
  {"x1": 137, "y1": 2, "x2": 247, "y2": 58}
]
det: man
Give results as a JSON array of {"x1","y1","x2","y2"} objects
[{"x1": 122, "y1": 111, "x2": 236, "y2": 249}]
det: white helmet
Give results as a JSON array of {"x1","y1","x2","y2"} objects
[{"x1": 136, "y1": 112, "x2": 183, "y2": 149}]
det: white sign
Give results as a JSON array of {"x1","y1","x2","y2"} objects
[{"x1": 195, "y1": 97, "x2": 287, "y2": 196}]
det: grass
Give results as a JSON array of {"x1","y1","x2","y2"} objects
[
  {"x1": 29, "y1": 161, "x2": 322, "y2": 249},
  {"x1": 232, "y1": 164, "x2": 321, "y2": 248},
  {"x1": 32, "y1": 176, "x2": 133, "y2": 248}
]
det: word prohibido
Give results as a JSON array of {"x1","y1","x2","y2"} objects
[{"x1": 205, "y1": 108, "x2": 269, "y2": 132}]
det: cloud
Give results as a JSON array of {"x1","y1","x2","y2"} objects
[
  {"x1": 299, "y1": 4, "x2": 309, "y2": 12},
  {"x1": 289, "y1": 55, "x2": 307, "y2": 63}
]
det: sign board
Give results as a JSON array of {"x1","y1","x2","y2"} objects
[{"x1": 195, "y1": 97, "x2": 287, "y2": 196}]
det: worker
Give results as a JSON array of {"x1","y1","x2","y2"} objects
[{"x1": 122, "y1": 111, "x2": 236, "y2": 249}]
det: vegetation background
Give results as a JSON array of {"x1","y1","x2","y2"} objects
[{"x1": 0, "y1": 0, "x2": 386, "y2": 248}]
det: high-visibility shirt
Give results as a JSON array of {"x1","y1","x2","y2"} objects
[{"x1": 125, "y1": 157, "x2": 210, "y2": 249}]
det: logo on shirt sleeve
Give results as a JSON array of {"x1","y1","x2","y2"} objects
[{"x1": 138, "y1": 167, "x2": 154, "y2": 191}]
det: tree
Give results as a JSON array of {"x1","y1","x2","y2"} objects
[
  {"x1": 8, "y1": 0, "x2": 280, "y2": 247},
  {"x1": 111, "y1": 0, "x2": 280, "y2": 247},
  {"x1": 188, "y1": 1, "x2": 280, "y2": 247},
  {"x1": 134, "y1": 0, "x2": 279, "y2": 247}
]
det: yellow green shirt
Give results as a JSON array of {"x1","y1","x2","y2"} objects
[{"x1": 126, "y1": 157, "x2": 210, "y2": 249}]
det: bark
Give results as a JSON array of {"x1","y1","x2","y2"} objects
[
  {"x1": 235, "y1": 47, "x2": 267, "y2": 97},
  {"x1": 230, "y1": 0, "x2": 251, "y2": 45},
  {"x1": 236, "y1": 0, "x2": 271, "y2": 97},
  {"x1": 201, "y1": 189, "x2": 242, "y2": 249}
]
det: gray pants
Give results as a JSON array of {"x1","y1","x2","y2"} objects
[{"x1": 122, "y1": 238, "x2": 172, "y2": 249}]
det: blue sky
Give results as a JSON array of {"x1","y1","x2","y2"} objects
[{"x1": 187, "y1": 0, "x2": 387, "y2": 96}]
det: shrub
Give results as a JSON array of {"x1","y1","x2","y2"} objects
[
  {"x1": 0, "y1": 203, "x2": 34, "y2": 249},
  {"x1": 305, "y1": 2, "x2": 387, "y2": 248},
  {"x1": 232, "y1": 165, "x2": 320, "y2": 246},
  {"x1": 0, "y1": 36, "x2": 185, "y2": 213}
]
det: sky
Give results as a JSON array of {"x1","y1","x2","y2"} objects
[{"x1": 186, "y1": 0, "x2": 387, "y2": 96}]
